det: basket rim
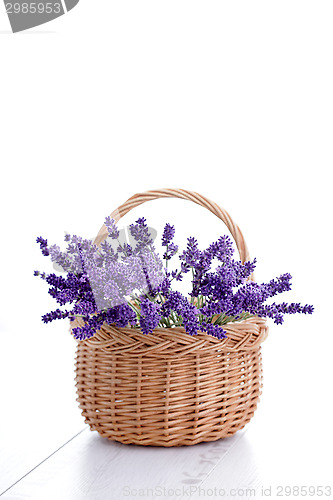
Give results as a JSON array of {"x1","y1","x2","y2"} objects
[{"x1": 71, "y1": 315, "x2": 268, "y2": 355}]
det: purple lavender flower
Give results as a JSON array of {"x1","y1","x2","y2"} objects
[
  {"x1": 129, "y1": 217, "x2": 154, "y2": 252},
  {"x1": 179, "y1": 237, "x2": 201, "y2": 271},
  {"x1": 104, "y1": 217, "x2": 120, "y2": 239},
  {"x1": 257, "y1": 301, "x2": 314, "y2": 324},
  {"x1": 42, "y1": 308, "x2": 70, "y2": 323},
  {"x1": 163, "y1": 243, "x2": 178, "y2": 261},
  {"x1": 161, "y1": 291, "x2": 183, "y2": 317},
  {"x1": 179, "y1": 299, "x2": 200, "y2": 336},
  {"x1": 36, "y1": 236, "x2": 49, "y2": 256},
  {"x1": 207, "y1": 235, "x2": 234, "y2": 262},
  {"x1": 161, "y1": 291, "x2": 200, "y2": 336},
  {"x1": 200, "y1": 322, "x2": 227, "y2": 340},
  {"x1": 171, "y1": 269, "x2": 183, "y2": 281},
  {"x1": 71, "y1": 313, "x2": 105, "y2": 340},
  {"x1": 139, "y1": 298, "x2": 161, "y2": 334},
  {"x1": 106, "y1": 303, "x2": 137, "y2": 328},
  {"x1": 160, "y1": 276, "x2": 171, "y2": 296},
  {"x1": 162, "y1": 223, "x2": 176, "y2": 247}
]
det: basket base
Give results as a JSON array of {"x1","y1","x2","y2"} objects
[{"x1": 79, "y1": 401, "x2": 260, "y2": 447}]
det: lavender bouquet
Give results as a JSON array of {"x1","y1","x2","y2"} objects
[{"x1": 35, "y1": 217, "x2": 313, "y2": 341}]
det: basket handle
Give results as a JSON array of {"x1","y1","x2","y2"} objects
[{"x1": 94, "y1": 188, "x2": 251, "y2": 265}]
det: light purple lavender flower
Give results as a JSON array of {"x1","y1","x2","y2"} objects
[
  {"x1": 129, "y1": 217, "x2": 154, "y2": 252},
  {"x1": 104, "y1": 217, "x2": 120, "y2": 239}
]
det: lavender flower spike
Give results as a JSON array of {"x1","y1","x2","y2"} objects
[
  {"x1": 162, "y1": 223, "x2": 175, "y2": 247},
  {"x1": 105, "y1": 217, "x2": 120, "y2": 239}
]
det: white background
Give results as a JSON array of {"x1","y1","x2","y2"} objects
[{"x1": 0, "y1": 2, "x2": 332, "y2": 498}]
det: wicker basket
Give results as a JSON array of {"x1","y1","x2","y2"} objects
[{"x1": 74, "y1": 189, "x2": 268, "y2": 447}]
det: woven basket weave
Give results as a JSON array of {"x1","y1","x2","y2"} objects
[{"x1": 74, "y1": 189, "x2": 268, "y2": 447}]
